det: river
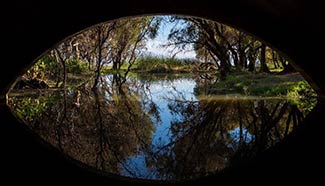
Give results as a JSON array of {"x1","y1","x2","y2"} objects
[{"x1": 7, "y1": 73, "x2": 314, "y2": 181}]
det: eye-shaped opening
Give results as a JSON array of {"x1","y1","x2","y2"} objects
[{"x1": 5, "y1": 14, "x2": 319, "y2": 183}]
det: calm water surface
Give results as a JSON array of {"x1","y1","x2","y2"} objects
[{"x1": 7, "y1": 73, "x2": 314, "y2": 181}]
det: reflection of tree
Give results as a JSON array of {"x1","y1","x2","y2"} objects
[
  {"x1": 7, "y1": 73, "x2": 311, "y2": 180},
  {"x1": 8, "y1": 74, "x2": 157, "y2": 176},
  {"x1": 148, "y1": 95, "x2": 306, "y2": 180}
]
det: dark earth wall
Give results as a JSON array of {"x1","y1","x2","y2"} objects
[{"x1": 0, "y1": 1, "x2": 324, "y2": 185}]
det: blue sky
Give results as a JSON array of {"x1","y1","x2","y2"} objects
[{"x1": 145, "y1": 17, "x2": 196, "y2": 59}]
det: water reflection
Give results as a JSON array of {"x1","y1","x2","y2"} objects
[{"x1": 7, "y1": 73, "x2": 314, "y2": 181}]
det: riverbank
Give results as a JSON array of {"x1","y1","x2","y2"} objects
[{"x1": 194, "y1": 71, "x2": 317, "y2": 100}]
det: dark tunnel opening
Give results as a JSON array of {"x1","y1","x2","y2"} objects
[{"x1": 0, "y1": 1, "x2": 324, "y2": 185}]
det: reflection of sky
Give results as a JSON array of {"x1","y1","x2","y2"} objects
[
  {"x1": 229, "y1": 127, "x2": 253, "y2": 143},
  {"x1": 120, "y1": 152, "x2": 158, "y2": 179},
  {"x1": 120, "y1": 77, "x2": 197, "y2": 179},
  {"x1": 228, "y1": 127, "x2": 253, "y2": 150},
  {"x1": 149, "y1": 78, "x2": 197, "y2": 146}
]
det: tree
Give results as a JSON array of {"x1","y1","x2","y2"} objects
[
  {"x1": 54, "y1": 40, "x2": 73, "y2": 88},
  {"x1": 73, "y1": 29, "x2": 98, "y2": 71},
  {"x1": 259, "y1": 43, "x2": 270, "y2": 73},
  {"x1": 109, "y1": 17, "x2": 161, "y2": 71},
  {"x1": 166, "y1": 16, "x2": 296, "y2": 76},
  {"x1": 92, "y1": 23, "x2": 116, "y2": 89},
  {"x1": 167, "y1": 17, "x2": 231, "y2": 78},
  {"x1": 83, "y1": 17, "x2": 160, "y2": 88}
]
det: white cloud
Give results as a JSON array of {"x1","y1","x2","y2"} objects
[{"x1": 145, "y1": 39, "x2": 196, "y2": 59}]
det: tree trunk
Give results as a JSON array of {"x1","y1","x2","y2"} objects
[
  {"x1": 87, "y1": 54, "x2": 92, "y2": 71},
  {"x1": 205, "y1": 43, "x2": 230, "y2": 79},
  {"x1": 93, "y1": 88, "x2": 106, "y2": 171},
  {"x1": 112, "y1": 61, "x2": 118, "y2": 70},
  {"x1": 219, "y1": 58, "x2": 230, "y2": 80},
  {"x1": 194, "y1": 19, "x2": 231, "y2": 78},
  {"x1": 93, "y1": 27, "x2": 102, "y2": 89},
  {"x1": 62, "y1": 60, "x2": 66, "y2": 88},
  {"x1": 55, "y1": 48, "x2": 67, "y2": 88},
  {"x1": 272, "y1": 51, "x2": 279, "y2": 68},
  {"x1": 113, "y1": 73, "x2": 125, "y2": 96},
  {"x1": 259, "y1": 44, "x2": 270, "y2": 73},
  {"x1": 237, "y1": 40, "x2": 245, "y2": 70},
  {"x1": 239, "y1": 49, "x2": 246, "y2": 70},
  {"x1": 248, "y1": 59, "x2": 255, "y2": 72}
]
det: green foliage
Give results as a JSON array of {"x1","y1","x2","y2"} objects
[
  {"x1": 25, "y1": 56, "x2": 89, "y2": 87},
  {"x1": 287, "y1": 81, "x2": 318, "y2": 112},
  {"x1": 202, "y1": 72, "x2": 316, "y2": 100},
  {"x1": 9, "y1": 95, "x2": 58, "y2": 123},
  {"x1": 26, "y1": 55, "x2": 58, "y2": 80},
  {"x1": 287, "y1": 81, "x2": 314, "y2": 98},
  {"x1": 134, "y1": 56, "x2": 193, "y2": 73},
  {"x1": 66, "y1": 59, "x2": 88, "y2": 74}
]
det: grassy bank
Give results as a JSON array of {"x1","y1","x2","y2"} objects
[{"x1": 195, "y1": 72, "x2": 317, "y2": 99}]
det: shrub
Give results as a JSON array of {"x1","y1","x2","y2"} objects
[
  {"x1": 25, "y1": 55, "x2": 58, "y2": 80},
  {"x1": 66, "y1": 59, "x2": 88, "y2": 74},
  {"x1": 134, "y1": 56, "x2": 193, "y2": 72}
]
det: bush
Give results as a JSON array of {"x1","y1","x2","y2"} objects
[
  {"x1": 134, "y1": 56, "x2": 193, "y2": 72},
  {"x1": 287, "y1": 80, "x2": 318, "y2": 112},
  {"x1": 287, "y1": 81, "x2": 316, "y2": 98},
  {"x1": 26, "y1": 55, "x2": 59, "y2": 80},
  {"x1": 66, "y1": 59, "x2": 88, "y2": 74}
]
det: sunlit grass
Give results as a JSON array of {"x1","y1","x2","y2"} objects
[{"x1": 204, "y1": 72, "x2": 313, "y2": 97}]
